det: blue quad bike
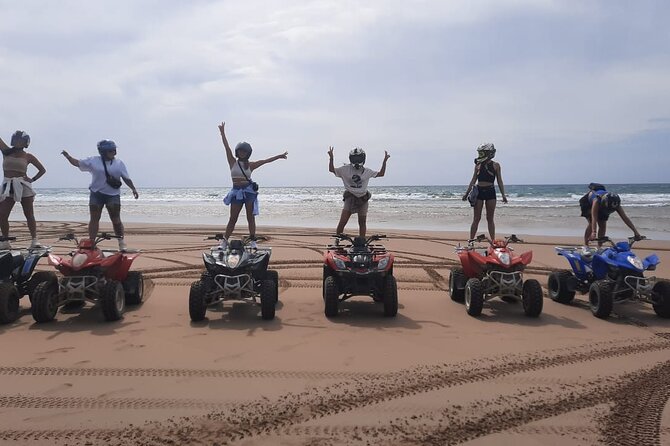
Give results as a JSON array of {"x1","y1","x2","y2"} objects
[
  {"x1": 548, "y1": 236, "x2": 670, "y2": 319},
  {"x1": 188, "y1": 234, "x2": 279, "y2": 322},
  {"x1": 0, "y1": 237, "x2": 57, "y2": 324}
]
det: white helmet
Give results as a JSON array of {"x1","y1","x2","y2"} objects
[
  {"x1": 476, "y1": 143, "x2": 495, "y2": 163},
  {"x1": 349, "y1": 147, "x2": 366, "y2": 166}
]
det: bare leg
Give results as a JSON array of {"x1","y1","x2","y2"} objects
[
  {"x1": 597, "y1": 220, "x2": 607, "y2": 246},
  {"x1": 106, "y1": 204, "x2": 124, "y2": 237},
  {"x1": 244, "y1": 200, "x2": 256, "y2": 239},
  {"x1": 88, "y1": 205, "x2": 103, "y2": 240},
  {"x1": 485, "y1": 199, "x2": 497, "y2": 240},
  {"x1": 20, "y1": 196, "x2": 37, "y2": 239},
  {"x1": 336, "y1": 209, "x2": 352, "y2": 235},
  {"x1": 469, "y1": 200, "x2": 484, "y2": 239},
  {"x1": 0, "y1": 199, "x2": 16, "y2": 237},
  {"x1": 225, "y1": 203, "x2": 244, "y2": 239},
  {"x1": 357, "y1": 213, "x2": 367, "y2": 237},
  {"x1": 584, "y1": 219, "x2": 592, "y2": 245}
]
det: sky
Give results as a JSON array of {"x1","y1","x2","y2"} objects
[{"x1": 1, "y1": 0, "x2": 669, "y2": 188}]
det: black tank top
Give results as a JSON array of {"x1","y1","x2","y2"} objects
[{"x1": 477, "y1": 161, "x2": 496, "y2": 183}]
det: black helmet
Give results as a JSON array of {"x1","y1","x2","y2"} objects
[
  {"x1": 10, "y1": 130, "x2": 30, "y2": 148},
  {"x1": 349, "y1": 147, "x2": 366, "y2": 166},
  {"x1": 600, "y1": 192, "x2": 621, "y2": 211},
  {"x1": 97, "y1": 139, "x2": 117, "y2": 154},
  {"x1": 235, "y1": 142, "x2": 252, "y2": 159}
]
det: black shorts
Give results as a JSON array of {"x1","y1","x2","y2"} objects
[{"x1": 476, "y1": 185, "x2": 496, "y2": 201}]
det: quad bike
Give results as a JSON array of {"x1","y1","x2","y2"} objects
[
  {"x1": 548, "y1": 236, "x2": 669, "y2": 319},
  {"x1": 449, "y1": 234, "x2": 543, "y2": 317},
  {"x1": 31, "y1": 233, "x2": 144, "y2": 323},
  {"x1": 322, "y1": 233, "x2": 397, "y2": 318},
  {"x1": 189, "y1": 234, "x2": 278, "y2": 322},
  {"x1": 0, "y1": 236, "x2": 56, "y2": 324}
]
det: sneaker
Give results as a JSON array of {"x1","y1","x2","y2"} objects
[
  {"x1": 0, "y1": 240, "x2": 11, "y2": 250},
  {"x1": 218, "y1": 238, "x2": 228, "y2": 251},
  {"x1": 250, "y1": 240, "x2": 257, "y2": 250},
  {"x1": 30, "y1": 239, "x2": 41, "y2": 248},
  {"x1": 118, "y1": 238, "x2": 127, "y2": 251}
]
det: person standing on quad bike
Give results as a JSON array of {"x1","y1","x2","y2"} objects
[
  {"x1": 579, "y1": 183, "x2": 643, "y2": 245},
  {"x1": 328, "y1": 146, "x2": 390, "y2": 237},
  {"x1": 462, "y1": 143, "x2": 508, "y2": 240},
  {"x1": 218, "y1": 121, "x2": 288, "y2": 250},
  {"x1": 61, "y1": 140, "x2": 139, "y2": 251},
  {"x1": 0, "y1": 130, "x2": 47, "y2": 249}
]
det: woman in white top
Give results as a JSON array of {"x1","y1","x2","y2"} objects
[
  {"x1": 61, "y1": 140, "x2": 139, "y2": 251},
  {"x1": 0, "y1": 131, "x2": 47, "y2": 248},
  {"x1": 219, "y1": 122, "x2": 287, "y2": 249}
]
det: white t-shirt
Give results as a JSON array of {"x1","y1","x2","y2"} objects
[
  {"x1": 334, "y1": 164, "x2": 379, "y2": 198},
  {"x1": 79, "y1": 156, "x2": 130, "y2": 196}
]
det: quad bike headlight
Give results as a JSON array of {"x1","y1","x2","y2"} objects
[
  {"x1": 352, "y1": 254, "x2": 372, "y2": 265},
  {"x1": 72, "y1": 252, "x2": 88, "y2": 268},
  {"x1": 226, "y1": 254, "x2": 241, "y2": 268},
  {"x1": 627, "y1": 255, "x2": 643, "y2": 270},
  {"x1": 333, "y1": 257, "x2": 347, "y2": 270},
  {"x1": 496, "y1": 251, "x2": 511, "y2": 266},
  {"x1": 377, "y1": 257, "x2": 389, "y2": 270}
]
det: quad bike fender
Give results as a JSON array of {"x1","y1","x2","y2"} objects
[
  {"x1": 519, "y1": 251, "x2": 533, "y2": 265},
  {"x1": 47, "y1": 253, "x2": 64, "y2": 266},
  {"x1": 461, "y1": 251, "x2": 486, "y2": 278},
  {"x1": 591, "y1": 254, "x2": 613, "y2": 280},
  {"x1": 17, "y1": 254, "x2": 41, "y2": 281}
]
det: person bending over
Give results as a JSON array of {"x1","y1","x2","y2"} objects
[{"x1": 579, "y1": 182, "x2": 642, "y2": 245}]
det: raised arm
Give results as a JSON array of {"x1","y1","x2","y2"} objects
[
  {"x1": 26, "y1": 153, "x2": 46, "y2": 183},
  {"x1": 375, "y1": 151, "x2": 390, "y2": 177},
  {"x1": 462, "y1": 165, "x2": 478, "y2": 200},
  {"x1": 616, "y1": 207, "x2": 642, "y2": 238},
  {"x1": 0, "y1": 136, "x2": 9, "y2": 152},
  {"x1": 61, "y1": 150, "x2": 80, "y2": 167},
  {"x1": 249, "y1": 151, "x2": 288, "y2": 171},
  {"x1": 328, "y1": 146, "x2": 335, "y2": 174},
  {"x1": 218, "y1": 122, "x2": 236, "y2": 168},
  {"x1": 495, "y1": 162, "x2": 507, "y2": 203}
]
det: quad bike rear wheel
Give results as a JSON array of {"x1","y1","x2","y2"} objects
[
  {"x1": 383, "y1": 275, "x2": 398, "y2": 317},
  {"x1": 547, "y1": 270, "x2": 576, "y2": 304},
  {"x1": 189, "y1": 280, "x2": 208, "y2": 322},
  {"x1": 652, "y1": 281, "x2": 670, "y2": 318},
  {"x1": 465, "y1": 278, "x2": 484, "y2": 317},
  {"x1": 449, "y1": 268, "x2": 465, "y2": 302},
  {"x1": 101, "y1": 280, "x2": 125, "y2": 322},
  {"x1": 589, "y1": 280, "x2": 613, "y2": 319},
  {"x1": 522, "y1": 279, "x2": 543, "y2": 317},
  {"x1": 31, "y1": 280, "x2": 59, "y2": 323},
  {"x1": 123, "y1": 271, "x2": 144, "y2": 305},
  {"x1": 0, "y1": 282, "x2": 20, "y2": 324},
  {"x1": 323, "y1": 276, "x2": 339, "y2": 318},
  {"x1": 260, "y1": 279, "x2": 277, "y2": 320}
]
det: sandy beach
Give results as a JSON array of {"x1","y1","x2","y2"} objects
[{"x1": 0, "y1": 221, "x2": 669, "y2": 446}]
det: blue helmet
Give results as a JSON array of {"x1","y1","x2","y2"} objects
[
  {"x1": 97, "y1": 139, "x2": 117, "y2": 154},
  {"x1": 235, "y1": 142, "x2": 252, "y2": 159},
  {"x1": 10, "y1": 130, "x2": 30, "y2": 148}
]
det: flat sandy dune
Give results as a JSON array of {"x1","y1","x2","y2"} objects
[{"x1": 1, "y1": 222, "x2": 669, "y2": 446}]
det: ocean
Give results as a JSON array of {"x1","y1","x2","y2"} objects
[{"x1": 18, "y1": 184, "x2": 670, "y2": 240}]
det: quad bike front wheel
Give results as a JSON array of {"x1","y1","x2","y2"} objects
[
  {"x1": 31, "y1": 281, "x2": 59, "y2": 323},
  {"x1": 27, "y1": 271, "x2": 57, "y2": 304},
  {"x1": 547, "y1": 270, "x2": 576, "y2": 304},
  {"x1": 652, "y1": 281, "x2": 670, "y2": 318},
  {"x1": 589, "y1": 280, "x2": 613, "y2": 319},
  {"x1": 522, "y1": 279, "x2": 543, "y2": 317},
  {"x1": 123, "y1": 271, "x2": 144, "y2": 306},
  {"x1": 260, "y1": 279, "x2": 277, "y2": 320},
  {"x1": 323, "y1": 276, "x2": 339, "y2": 318},
  {"x1": 101, "y1": 280, "x2": 125, "y2": 322},
  {"x1": 383, "y1": 275, "x2": 398, "y2": 317},
  {"x1": 189, "y1": 280, "x2": 208, "y2": 322},
  {"x1": 465, "y1": 278, "x2": 484, "y2": 317},
  {"x1": 0, "y1": 282, "x2": 20, "y2": 324},
  {"x1": 265, "y1": 270, "x2": 279, "y2": 304},
  {"x1": 449, "y1": 268, "x2": 465, "y2": 302}
]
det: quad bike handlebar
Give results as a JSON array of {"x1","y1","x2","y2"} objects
[
  {"x1": 332, "y1": 233, "x2": 387, "y2": 246},
  {"x1": 59, "y1": 232, "x2": 121, "y2": 249},
  {"x1": 468, "y1": 233, "x2": 523, "y2": 248},
  {"x1": 0, "y1": 236, "x2": 16, "y2": 242},
  {"x1": 595, "y1": 235, "x2": 647, "y2": 248}
]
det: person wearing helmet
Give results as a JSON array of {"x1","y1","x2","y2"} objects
[
  {"x1": 461, "y1": 143, "x2": 507, "y2": 240},
  {"x1": 218, "y1": 122, "x2": 288, "y2": 250},
  {"x1": 61, "y1": 140, "x2": 139, "y2": 251},
  {"x1": 328, "y1": 146, "x2": 390, "y2": 237},
  {"x1": 579, "y1": 183, "x2": 642, "y2": 245},
  {"x1": 0, "y1": 131, "x2": 47, "y2": 248}
]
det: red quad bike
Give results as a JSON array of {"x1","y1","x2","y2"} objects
[
  {"x1": 449, "y1": 234, "x2": 543, "y2": 317},
  {"x1": 31, "y1": 233, "x2": 144, "y2": 323},
  {"x1": 322, "y1": 234, "x2": 397, "y2": 318}
]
